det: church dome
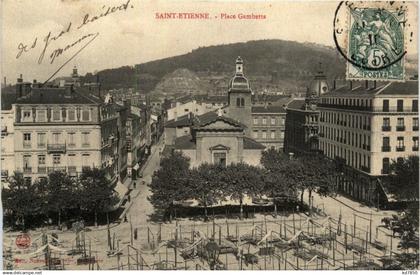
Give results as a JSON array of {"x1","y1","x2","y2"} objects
[
  {"x1": 228, "y1": 56, "x2": 251, "y2": 92},
  {"x1": 307, "y1": 71, "x2": 329, "y2": 98},
  {"x1": 228, "y1": 75, "x2": 250, "y2": 90}
]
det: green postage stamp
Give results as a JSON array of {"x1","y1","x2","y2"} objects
[{"x1": 334, "y1": 2, "x2": 411, "y2": 82}]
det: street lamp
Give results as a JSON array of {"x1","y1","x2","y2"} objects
[{"x1": 205, "y1": 238, "x2": 220, "y2": 270}]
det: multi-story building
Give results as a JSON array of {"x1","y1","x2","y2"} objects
[
  {"x1": 1, "y1": 105, "x2": 15, "y2": 185},
  {"x1": 12, "y1": 76, "x2": 128, "y2": 187},
  {"x1": 318, "y1": 80, "x2": 419, "y2": 206},
  {"x1": 284, "y1": 70, "x2": 329, "y2": 154},
  {"x1": 251, "y1": 105, "x2": 287, "y2": 150},
  {"x1": 166, "y1": 96, "x2": 213, "y2": 121}
]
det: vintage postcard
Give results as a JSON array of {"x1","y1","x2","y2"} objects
[{"x1": 1, "y1": 0, "x2": 418, "y2": 272}]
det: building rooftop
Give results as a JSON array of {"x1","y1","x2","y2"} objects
[
  {"x1": 243, "y1": 136, "x2": 266, "y2": 149},
  {"x1": 193, "y1": 111, "x2": 246, "y2": 129},
  {"x1": 251, "y1": 105, "x2": 286, "y2": 113},
  {"x1": 174, "y1": 133, "x2": 265, "y2": 150},
  {"x1": 15, "y1": 87, "x2": 103, "y2": 105},
  {"x1": 165, "y1": 114, "x2": 193, "y2": 128},
  {"x1": 324, "y1": 80, "x2": 418, "y2": 97},
  {"x1": 286, "y1": 99, "x2": 306, "y2": 111}
]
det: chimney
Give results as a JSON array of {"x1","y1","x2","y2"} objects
[
  {"x1": 96, "y1": 74, "x2": 101, "y2": 98},
  {"x1": 16, "y1": 75, "x2": 23, "y2": 98}
]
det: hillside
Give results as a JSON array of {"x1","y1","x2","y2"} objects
[{"x1": 82, "y1": 39, "x2": 347, "y2": 92}]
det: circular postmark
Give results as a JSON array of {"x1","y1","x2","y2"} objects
[
  {"x1": 15, "y1": 233, "x2": 31, "y2": 249},
  {"x1": 333, "y1": 1, "x2": 409, "y2": 72}
]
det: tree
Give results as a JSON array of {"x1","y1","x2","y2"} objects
[
  {"x1": 2, "y1": 173, "x2": 43, "y2": 229},
  {"x1": 78, "y1": 167, "x2": 118, "y2": 226},
  {"x1": 223, "y1": 162, "x2": 262, "y2": 219},
  {"x1": 148, "y1": 151, "x2": 191, "y2": 220},
  {"x1": 187, "y1": 163, "x2": 227, "y2": 219},
  {"x1": 46, "y1": 171, "x2": 77, "y2": 226},
  {"x1": 389, "y1": 156, "x2": 419, "y2": 202}
]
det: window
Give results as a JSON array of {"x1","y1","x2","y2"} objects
[
  {"x1": 236, "y1": 98, "x2": 240, "y2": 107},
  {"x1": 37, "y1": 109, "x2": 46, "y2": 122},
  {"x1": 397, "y1": 118, "x2": 405, "y2": 131},
  {"x1": 241, "y1": 98, "x2": 245, "y2": 106},
  {"x1": 413, "y1": 117, "x2": 419, "y2": 130},
  {"x1": 23, "y1": 155, "x2": 31, "y2": 169},
  {"x1": 68, "y1": 154, "x2": 76, "y2": 172},
  {"x1": 213, "y1": 152, "x2": 226, "y2": 167},
  {"x1": 270, "y1": 130, "x2": 276, "y2": 139},
  {"x1": 38, "y1": 155, "x2": 46, "y2": 165},
  {"x1": 253, "y1": 130, "x2": 258, "y2": 139},
  {"x1": 262, "y1": 117, "x2": 267, "y2": 125},
  {"x1": 413, "y1": 137, "x2": 419, "y2": 151},
  {"x1": 184, "y1": 109, "x2": 189, "y2": 112},
  {"x1": 383, "y1": 117, "x2": 390, "y2": 126},
  {"x1": 68, "y1": 132, "x2": 76, "y2": 146},
  {"x1": 52, "y1": 108, "x2": 61, "y2": 121},
  {"x1": 413, "y1": 100, "x2": 418, "y2": 112},
  {"x1": 52, "y1": 133, "x2": 61, "y2": 144},
  {"x1": 281, "y1": 117, "x2": 285, "y2": 125},
  {"x1": 397, "y1": 100, "x2": 404, "y2": 112},
  {"x1": 82, "y1": 109, "x2": 90, "y2": 121},
  {"x1": 67, "y1": 108, "x2": 76, "y2": 121},
  {"x1": 382, "y1": 158, "x2": 390, "y2": 174},
  {"x1": 382, "y1": 137, "x2": 390, "y2": 152},
  {"x1": 37, "y1": 133, "x2": 46, "y2": 148},
  {"x1": 253, "y1": 118, "x2": 258, "y2": 125},
  {"x1": 262, "y1": 130, "x2": 267, "y2": 139},
  {"x1": 280, "y1": 130, "x2": 285, "y2": 139},
  {"x1": 23, "y1": 133, "x2": 31, "y2": 148},
  {"x1": 82, "y1": 132, "x2": 90, "y2": 146},
  {"x1": 397, "y1": 137, "x2": 405, "y2": 151},
  {"x1": 271, "y1": 117, "x2": 276, "y2": 125},
  {"x1": 82, "y1": 154, "x2": 90, "y2": 168},
  {"x1": 22, "y1": 110, "x2": 32, "y2": 122},
  {"x1": 383, "y1": 100, "x2": 389, "y2": 112},
  {"x1": 53, "y1": 154, "x2": 61, "y2": 165}
]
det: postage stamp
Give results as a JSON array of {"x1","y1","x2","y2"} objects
[{"x1": 333, "y1": 1, "x2": 412, "y2": 82}]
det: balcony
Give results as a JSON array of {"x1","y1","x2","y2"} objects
[
  {"x1": 396, "y1": 146, "x2": 405, "y2": 152},
  {"x1": 360, "y1": 166, "x2": 370, "y2": 173},
  {"x1": 47, "y1": 143, "x2": 66, "y2": 153},
  {"x1": 413, "y1": 126, "x2": 419, "y2": 131},
  {"x1": 23, "y1": 167, "x2": 32, "y2": 174},
  {"x1": 38, "y1": 167, "x2": 47, "y2": 174},
  {"x1": 47, "y1": 166, "x2": 67, "y2": 173},
  {"x1": 413, "y1": 146, "x2": 419, "y2": 152},
  {"x1": 396, "y1": 125, "x2": 406, "y2": 131},
  {"x1": 382, "y1": 146, "x2": 391, "y2": 152},
  {"x1": 382, "y1": 125, "x2": 391, "y2": 131}
]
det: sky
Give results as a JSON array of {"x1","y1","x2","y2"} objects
[{"x1": 1, "y1": 0, "x2": 418, "y2": 83}]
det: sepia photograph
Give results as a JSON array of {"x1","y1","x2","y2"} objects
[{"x1": 1, "y1": 0, "x2": 419, "y2": 272}]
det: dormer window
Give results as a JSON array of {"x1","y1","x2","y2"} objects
[
  {"x1": 67, "y1": 108, "x2": 76, "y2": 121},
  {"x1": 22, "y1": 110, "x2": 32, "y2": 122},
  {"x1": 81, "y1": 108, "x2": 91, "y2": 121},
  {"x1": 36, "y1": 109, "x2": 47, "y2": 122},
  {"x1": 52, "y1": 108, "x2": 61, "y2": 121}
]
